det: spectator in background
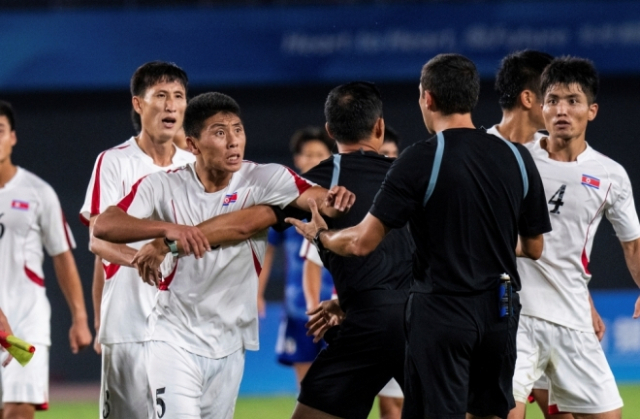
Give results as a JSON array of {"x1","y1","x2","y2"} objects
[{"x1": 258, "y1": 126, "x2": 335, "y2": 385}]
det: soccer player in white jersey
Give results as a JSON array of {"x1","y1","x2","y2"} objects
[
  {"x1": 507, "y1": 57, "x2": 640, "y2": 419},
  {"x1": 0, "y1": 100, "x2": 92, "y2": 419},
  {"x1": 92, "y1": 92, "x2": 354, "y2": 418},
  {"x1": 79, "y1": 62, "x2": 195, "y2": 419}
]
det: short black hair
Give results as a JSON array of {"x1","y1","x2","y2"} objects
[
  {"x1": 0, "y1": 100, "x2": 16, "y2": 130},
  {"x1": 130, "y1": 61, "x2": 188, "y2": 98},
  {"x1": 289, "y1": 126, "x2": 334, "y2": 155},
  {"x1": 183, "y1": 92, "x2": 241, "y2": 139},
  {"x1": 420, "y1": 53, "x2": 480, "y2": 115},
  {"x1": 324, "y1": 81, "x2": 383, "y2": 144},
  {"x1": 495, "y1": 50, "x2": 554, "y2": 110},
  {"x1": 383, "y1": 126, "x2": 400, "y2": 147},
  {"x1": 540, "y1": 56, "x2": 599, "y2": 104}
]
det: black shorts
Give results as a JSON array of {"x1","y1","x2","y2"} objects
[
  {"x1": 403, "y1": 290, "x2": 520, "y2": 419},
  {"x1": 298, "y1": 289, "x2": 408, "y2": 419}
]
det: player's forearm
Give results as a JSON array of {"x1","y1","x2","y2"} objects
[
  {"x1": 90, "y1": 236, "x2": 137, "y2": 267},
  {"x1": 258, "y1": 246, "x2": 276, "y2": 298},
  {"x1": 52, "y1": 251, "x2": 89, "y2": 323},
  {"x1": 196, "y1": 205, "x2": 277, "y2": 246},
  {"x1": 517, "y1": 234, "x2": 544, "y2": 260},
  {"x1": 93, "y1": 206, "x2": 172, "y2": 243},
  {"x1": 621, "y1": 238, "x2": 640, "y2": 288},
  {"x1": 91, "y1": 255, "x2": 104, "y2": 331},
  {"x1": 303, "y1": 261, "x2": 322, "y2": 311},
  {"x1": 319, "y1": 214, "x2": 387, "y2": 257}
]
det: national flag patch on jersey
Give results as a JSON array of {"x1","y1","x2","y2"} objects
[
  {"x1": 223, "y1": 192, "x2": 238, "y2": 206},
  {"x1": 11, "y1": 200, "x2": 29, "y2": 210},
  {"x1": 581, "y1": 174, "x2": 600, "y2": 189}
]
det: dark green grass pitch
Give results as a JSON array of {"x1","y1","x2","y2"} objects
[{"x1": 35, "y1": 385, "x2": 640, "y2": 418}]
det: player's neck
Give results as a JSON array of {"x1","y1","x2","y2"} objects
[
  {"x1": 431, "y1": 113, "x2": 475, "y2": 133},
  {"x1": 542, "y1": 135, "x2": 587, "y2": 162},
  {"x1": 337, "y1": 139, "x2": 379, "y2": 154},
  {"x1": 194, "y1": 162, "x2": 233, "y2": 193},
  {"x1": 136, "y1": 131, "x2": 176, "y2": 167},
  {"x1": 0, "y1": 159, "x2": 17, "y2": 188},
  {"x1": 495, "y1": 111, "x2": 540, "y2": 144}
]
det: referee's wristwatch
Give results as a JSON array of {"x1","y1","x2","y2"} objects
[
  {"x1": 164, "y1": 238, "x2": 180, "y2": 257},
  {"x1": 312, "y1": 228, "x2": 328, "y2": 254}
]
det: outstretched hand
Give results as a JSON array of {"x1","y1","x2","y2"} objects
[
  {"x1": 305, "y1": 299, "x2": 345, "y2": 343},
  {"x1": 285, "y1": 199, "x2": 328, "y2": 242},
  {"x1": 132, "y1": 239, "x2": 168, "y2": 287}
]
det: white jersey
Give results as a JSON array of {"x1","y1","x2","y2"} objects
[
  {"x1": 0, "y1": 167, "x2": 75, "y2": 346},
  {"x1": 117, "y1": 161, "x2": 314, "y2": 359},
  {"x1": 79, "y1": 137, "x2": 194, "y2": 344},
  {"x1": 518, "y1": 137, "x2": 640, "y2": 332},
  {"x1": 299, "y1": 239, "x2": 324, "y2": 267}
]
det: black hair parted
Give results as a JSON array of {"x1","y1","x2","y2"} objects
[
  {"x1": 495, "y1": 50, "x2": 554, "y2": 110},
  {"x1": 420, "y1": 53, "x2": 480, "y2": 115},
  {"x1": 324, "y1": 81, "x2": 383, "y2": 144},
  {"x1": 130, "y1": 61, "x2": 188, "y2": 97},
  {"x1": 540, "y1": 56, "x2": 599, "y2": 104},
  {"x1": 289, "y1": 126, "x2": 334, "y2": 155},
  {"x1": 183, "y1": 92, "x2": 241, "y2": 139},
  {"x1": 0, "y1": 100, "x2": 15, "y2": 130}
]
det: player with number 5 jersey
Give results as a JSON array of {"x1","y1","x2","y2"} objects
[{"x1": 93, "y1": 92, "x2": 355, "y2": 419}]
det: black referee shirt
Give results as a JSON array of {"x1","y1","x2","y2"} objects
[
  {"x1": 293, "y1": 150, "x2": 414, "y2": 311},
  {"x1": 370, "y1": 128, "x2": 551, "y2": 294}
]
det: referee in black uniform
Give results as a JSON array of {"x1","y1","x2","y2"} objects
[
  {"x1": 287, "y1": 54, "x2": 552, "y2": 419},
  {"x1": 286, "y1": 82, "x2": 414, "y2": 419}
]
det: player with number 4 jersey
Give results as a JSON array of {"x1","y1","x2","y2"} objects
[{"x1": 508, "y1": 57, "x2": 640, "y2": 419}]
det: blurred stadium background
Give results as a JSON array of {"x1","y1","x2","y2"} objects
[{"x1": 2, "y1": 0, "x2": 640, "y2": 417}]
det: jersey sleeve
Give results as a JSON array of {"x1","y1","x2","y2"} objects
[
  {"x1": 267, "y1": 228, "x2": 284, "y2": 246},
  {"x1": 116, "y1": 175, "x2": 157, "y2": 220},
  {"x1": 254, "y1": 164, "x2": 315, "y2": 208},
  {"x1": 605, "y1": 169, "x2": 640, "y2": 242},
  {"x1": 79, "y1": 151, "x2": 122, "y2": 225},
  {"x1": 516, "y1": 144, "x2": 552, "y2": 237},
  {"x1": 299, "y1": 239, "x2": 324, "y2": 267},
  {"x1": 369, "y1": 143, "x2": 430, "y2": 229},
  {"x1": 38, "y1": 183, "x2": 77, "y2": 257}
]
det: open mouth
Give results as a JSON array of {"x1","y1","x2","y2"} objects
[
  {"x1": 226, "y1": 154, "x2": 241, "y2": 164},
  {"x1": 162, "y1": 117, "x2": 177, "y2": 128}
]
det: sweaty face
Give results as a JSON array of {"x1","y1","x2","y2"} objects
[
  {"x1": 294, "y1": 140, "x2": 331, "y2": 174},
  {"x1": 134, "y1": 80, "x2": 187, "y2": 142},
  {"x1": 192, "y1": 112, "x2": 246, "y2": 174},
  {"x1": 543, "y1": 83, "x2": 597, "y2": 142},
  {"x1": 0, "y1": 116, "x2": 16, "y2": 164},
  {"x1": 379, "y1": 141, "x2": 398, "y2": 158}
]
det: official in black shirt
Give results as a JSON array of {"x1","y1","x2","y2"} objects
[
  {"x1": 287, "y1": 82, "x2": 414, "y2": 419},
  {"x1": 287, "y1": 54, "x2": 552, "y2": 419}
]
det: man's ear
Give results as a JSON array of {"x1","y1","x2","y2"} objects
[
  {"x1": 375, "y1": 117, "x2": 385, "y2": 140},
  {"x1": 324, "y1": 122, "x2": 336, "y2": 140},
  {"x1": 132, "y1": 96, "x2": 143, "y2": 114},
  {"x1": 519, "y1": 90, "x2": 535, "y2": 110},
  {"x1": 186, "y1": 137, "x2": 199, "y2": 155},
  {"x1": 425, "y1": 90, "x2": 437, "y2": 112},
  {"x1": 588, "y1": 102, "x2": 599, "y2": 122}
]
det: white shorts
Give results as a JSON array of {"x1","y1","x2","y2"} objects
[
  {"x1": 378, "y1": 378, "x2": 404, "y2": 399},
  {"x1": 146, "y1": 341, "x2": 245, "y2": 419},
  {"x1": 513, "y1": 315, "x2": 623, "y2": 414},
  {"x1": 0, "y1": 344, "x2": 49, "y2": 410},
  {"x1": 100, "y1": 342, "x2": 152, "y2": 419}
]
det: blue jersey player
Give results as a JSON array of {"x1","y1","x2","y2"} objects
[{"x1": 258, "y1": 127, "x2": 335, "y2": 383}]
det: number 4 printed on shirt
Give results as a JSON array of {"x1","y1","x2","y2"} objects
[{"x1": 548, "y1": 184, "x2": 567, "y2": 214}]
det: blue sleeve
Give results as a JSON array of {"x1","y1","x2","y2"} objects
[{"x1": 267, "y1": 228, "x2": 284, "y2": 246}]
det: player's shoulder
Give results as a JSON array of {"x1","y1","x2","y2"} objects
[
  {"x1": 584, "y1": 145, "x2": 630, "y2": 182},
  {"x1": 172, "y1": 147, "x2": 196, "y2": 165},
  {"x1": 14, "y1": 167, "x2": 59, "y2": 200},
  {"x1": 238, "y1": 160, "x2": 290, "y2": 177},
  {"x1": 94, "y1": 138, "x2": 137, "y2": 164}
]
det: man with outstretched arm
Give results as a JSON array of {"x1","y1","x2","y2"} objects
[{"x1": 288, "y1": 54, "x2": 551, "y2": 419}]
